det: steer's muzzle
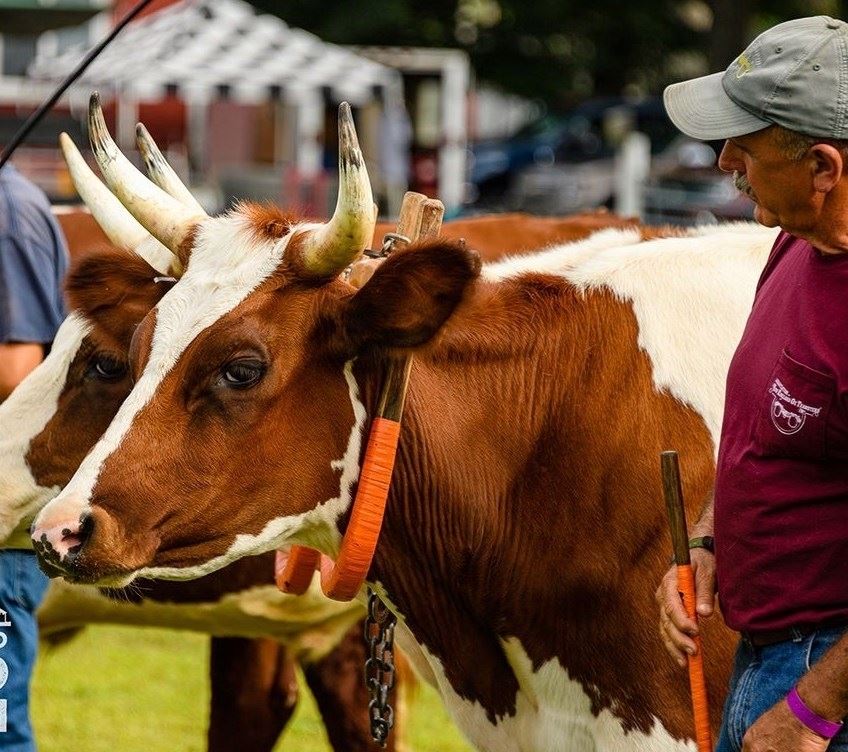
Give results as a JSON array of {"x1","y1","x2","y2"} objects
[
  {"x1": 31, "y1": 493, "x2": 90, "y2": 574},
  {"x1": 31, "y1": 499, "x2": 155, "y2": 583},
  {"x1": 32, "y1": 510, "x2": 92, "y2": 575}
]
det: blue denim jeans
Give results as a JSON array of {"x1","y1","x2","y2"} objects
[
  {"x1": 716, "y1": 624, "x2": 848, "y2": 752},
  {"x1": 0, "y1": 550, "x2": 49, "y2": 752}
]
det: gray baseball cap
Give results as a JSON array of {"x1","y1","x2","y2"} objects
[{"x1": 664, "y1": 16, "x2": 848, "y2": 140}]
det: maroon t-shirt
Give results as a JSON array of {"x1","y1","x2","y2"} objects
[{"x1": 714, "y1": 231, "x2": 848, "y2": 634}]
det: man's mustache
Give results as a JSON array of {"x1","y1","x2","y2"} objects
[{"x1": 733, "y1": 172, "x2": 757, "y2": 200}]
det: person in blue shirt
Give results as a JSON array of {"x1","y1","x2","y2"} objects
[{"x1": 0, "y1": 163, "x2": 68, "y2": 751}]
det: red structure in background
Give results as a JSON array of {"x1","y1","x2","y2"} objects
[
  {"x1": 90, "y1": 96, "x2": 185, "y2": 154},
  {"x1": 109, "y1": 2, "x2": 188, "y2": 155},
  {"x1": 112, "y1": 0, "x2": 182, "y2": 21},
  {"x1": 138, "y1": 97, "x2": 187, "y2": 150}
]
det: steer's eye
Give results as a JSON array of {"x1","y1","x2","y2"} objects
[
  {"x1": 87, "y1": 355, "x2": 127, "y2": 382},
  {"x1": 218, "y1": 359, "x2": 266, "y2": 389}
]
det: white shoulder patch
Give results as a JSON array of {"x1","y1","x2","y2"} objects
[
  {"x1": 561, "y1": 223, "x2": 778, "y2": 445},
  {"x1": 483, "y1": 227, "x2": 644, "y2": 281},
  {"x1": 485, "y1": 222, "x2": 778, "y2": 448}
]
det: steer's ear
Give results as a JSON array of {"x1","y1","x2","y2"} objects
[
  {"x1": 66, "y1": 246, "x2": 174, "y2": 346},
  {"x1": 329, "y1": 239, "x2": 480, "y2": 353}
]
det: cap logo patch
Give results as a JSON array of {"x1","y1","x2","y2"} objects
[{"x1": 735, "y1": 54, "x2": 753, "y2": 79}]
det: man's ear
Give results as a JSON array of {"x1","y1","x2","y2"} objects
[
  {"x1": 331, "y1": 239, "x2": 480, "y2": 354},
  {"x1": 810, "y1": 143, "x2": 844, "y2": 193}
]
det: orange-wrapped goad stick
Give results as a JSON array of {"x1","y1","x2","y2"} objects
[{"x1": 660, "y1": 450, "x2": 712, "y2": 752}]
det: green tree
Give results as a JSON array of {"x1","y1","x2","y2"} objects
[{"x1": 250, "y1": 0, "x2": 846, "y2": 109}]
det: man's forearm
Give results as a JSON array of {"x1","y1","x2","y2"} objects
[
  {"x1": 797, "y1": 631, "x2": 848, "y2": 723},
  {"x1": 0, "y1": 343, "x2": 44, "y2": 400},
  {"x1": 692, "y1": 493, "x2": 715, "y2": 537}
]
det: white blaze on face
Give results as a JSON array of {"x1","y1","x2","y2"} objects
[
  {"x1": 0, "y1": 314, "x2": 90, "y2": 543},
  {"x1": 35, "y1": 214, "x2": 304, "y2": 535}
]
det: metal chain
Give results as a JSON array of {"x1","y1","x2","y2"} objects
[
  {"x1": 343, "y1": 232, "x2": 409, "y2": 281},
  {"x1": 362, "y1": 232, "x2": 410, "y2": 260},
  {"x1": 360, "y1": 229, "x2": 404, "y2": 746},
  {"x1": 364, "y1": 587, "x2": 397, "y2": 747}
]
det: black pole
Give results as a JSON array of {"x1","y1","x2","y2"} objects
[{"x1": 0, "y1": 0, "x2": 157, "y2": 171}]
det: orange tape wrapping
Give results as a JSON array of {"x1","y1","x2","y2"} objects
[
  {"x1": 321, "y1": 417, "x2": 401, "y2": 600},
  {"x1": 275, "y1": 545, "x2": 320, "y2": 595},
  {"x1": 275, "y1": 417, "x2": 401, "y2": 602},
  {"x1": 677, "y1": 563, "x2": 713, "y2": 752}
]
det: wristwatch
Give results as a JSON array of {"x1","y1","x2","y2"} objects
[
  {"x1": 688, "y1": 536, "x2": 714, "y2": 554},
  {"x1": 669, "y1": 536, "x2": 714, "y2": 565}
]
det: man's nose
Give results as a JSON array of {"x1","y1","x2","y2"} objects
[{"x1": 717, "y1": 140, "x2": 741, "y2": 173}]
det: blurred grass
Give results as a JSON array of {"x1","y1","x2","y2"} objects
[{"x1": 31, "y1": 625, "x2": 473, "y2": 752}]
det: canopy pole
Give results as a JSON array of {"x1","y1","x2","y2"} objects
[{"x1": 0, "y1": 0, "x2": 156, "y2": 171}]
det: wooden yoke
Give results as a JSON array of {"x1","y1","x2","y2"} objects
[
  {"x1": 276, "y1": 192, "x2": 445, "y2": 601},
  {"x1": 347, "y1": 191, "x2": 427, "y2": 289},
  {"x1": 392, "y1": 190, "x2": 428, "y2": 248}
]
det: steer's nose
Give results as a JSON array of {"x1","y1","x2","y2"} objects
[{"x1": 31, "y1": 498, "x2": 93, "y2": 575}]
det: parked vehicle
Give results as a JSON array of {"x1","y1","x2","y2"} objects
[
  {"x1": 506, "y1": 97, "x2": 679, "y2": 215},
  {"x1": 643, "y1": 136, "x2": 754, "y2": 225},
  {"x1": 467, "y1": 114, "x2": 569, "y2": 204}
]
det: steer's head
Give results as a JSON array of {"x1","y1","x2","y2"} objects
[
  {"x1": 32, "y1": 97, "x2": 480, "y2": 585},
  {"x1": 0, "y1": 125, "x2": 180, "y2": 544},
  {"x1": 0, "y1": 248, "x2": 177, "y2": 541},
  {"x1": 28, "y1": 249, "x2": 176, "y2": 490}
]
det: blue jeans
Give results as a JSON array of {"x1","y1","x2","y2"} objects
[
  {"x1": 716, "y1": 625, "x2": 848, "y2": 752},
  {"x1": 0, "y1": 550, "x2": 49, "y2": 752}
]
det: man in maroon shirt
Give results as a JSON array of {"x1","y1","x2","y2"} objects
[{"x1": 657, "y1": 16, "x2": 848, "y2": 752}]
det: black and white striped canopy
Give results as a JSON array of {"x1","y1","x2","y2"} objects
[{"x1": 29, "y1": 0, "x2": 398, "y2": 105}]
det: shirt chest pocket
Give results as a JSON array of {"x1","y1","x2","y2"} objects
[{"x1": 755, "y1": 350, "x2": 835, "y2": 460}]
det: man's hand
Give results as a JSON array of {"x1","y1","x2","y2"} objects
[
  {"x1": 656, "y1": 546, "x2": 716, "y2": 666},
  {"x1": 742, "y1": 698, "x2": 830, "y2": 752}
]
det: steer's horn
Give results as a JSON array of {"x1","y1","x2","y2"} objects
[
  {"x1": 59, "y1": 132, "x2": 175, "y2": 275},
  {"x1": 299, "y1": 102, "x2": 375, "y2": 278},
  {"x1": 87, "y1": 92, "x2": 205, "y2": 259},
  {"x1": 135, "y1": 123, "x2": 205, "y2": 214}
]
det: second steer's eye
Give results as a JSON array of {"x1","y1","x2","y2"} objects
[
  {"x1": 218, "y1": 359, "x2": 267, "y2": 390},
  {"x1": 88, "y1": 355, "x2": 127, "y2": 382}
]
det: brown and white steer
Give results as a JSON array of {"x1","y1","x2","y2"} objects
[
  {"x1": 9, "y1": 151, "x2": 644, "y2": 750},
  {"x1": 8, "y1": 245, "x2": 377, "y2": 751},
  {"x1": 22, "y1": 214, "x2": 636, "y2": 750},
  {"x1": 34, "y1": 102, "x2": 778, "y2": 750}
]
